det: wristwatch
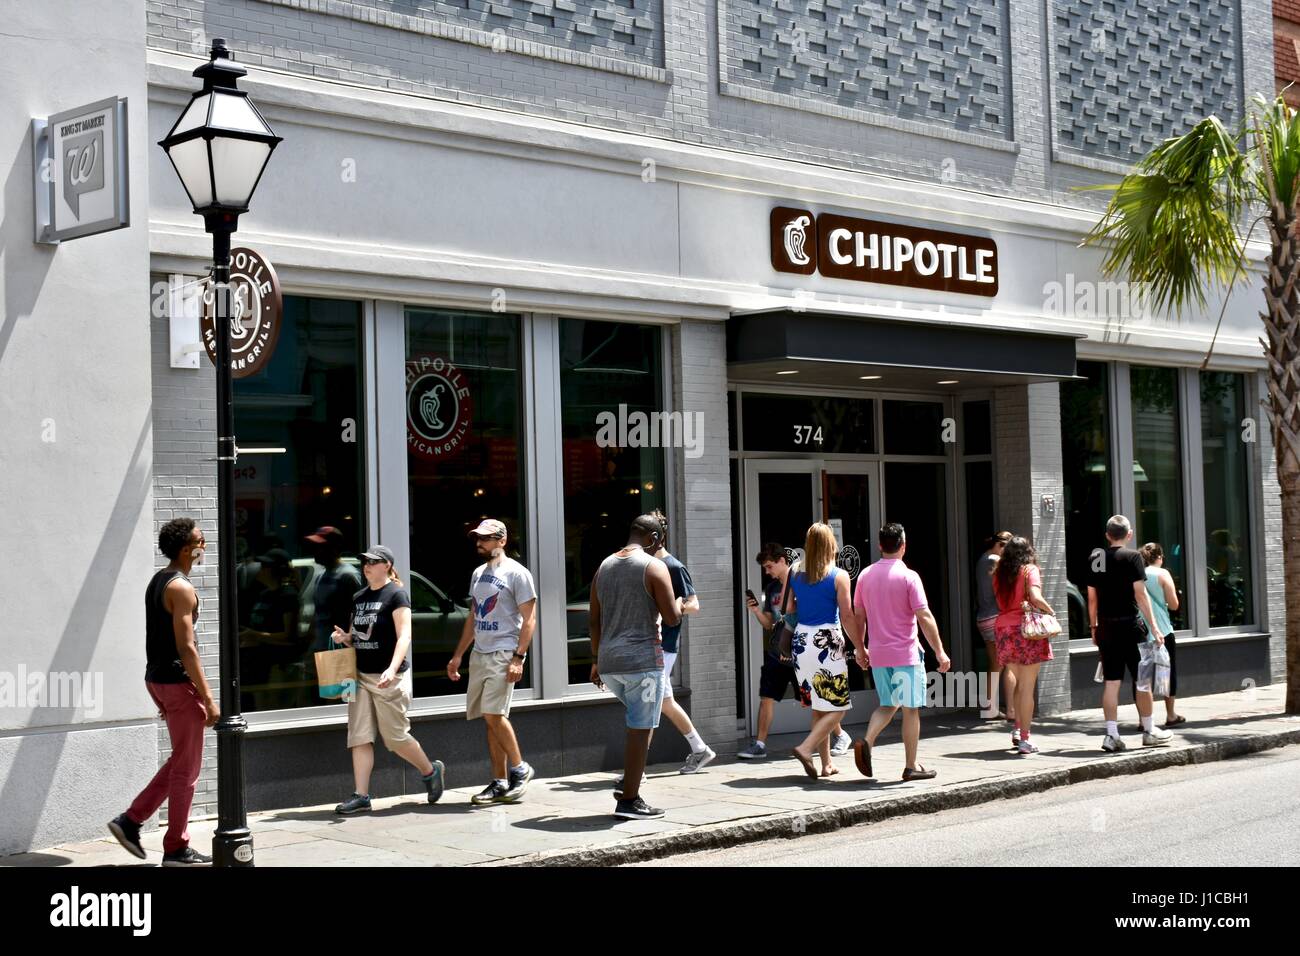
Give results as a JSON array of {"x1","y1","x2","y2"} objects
[{"x1": 512, "y1": 651, "x2": 527, "y2": 662}]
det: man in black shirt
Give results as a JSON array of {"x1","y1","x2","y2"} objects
[
  {"x1": 1086, "y1": 515, "x2": 1173, "y2": 753},
  {"x1": 108, "y1": 517, "x2": 219, "y2": 866}
]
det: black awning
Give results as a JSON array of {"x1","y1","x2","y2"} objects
[{"x1": 727, "y1": 310, "x2": 1080, "y2": 384}]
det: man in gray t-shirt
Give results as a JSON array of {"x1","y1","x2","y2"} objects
[
  {"x1": 589, "y1": 513, "x2": 682, "y2": 821},
  {"x1": 447, "y1": 519, "x2": 537, "y2": 805}
]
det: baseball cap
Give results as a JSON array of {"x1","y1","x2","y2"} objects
[
  {"x1": 467, "y1": 519, "x2": 507, "y2": 538},
  {"x1": 305, "y1": 526, "x2": 343, "y2": 544},
  {"x1": 256, "y1": 548, "x2": 292, "y2": 567},
  {"x1": 359, "y1": 545, "x2": 396, "y2": 565}
]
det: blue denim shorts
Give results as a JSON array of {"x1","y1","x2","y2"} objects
[{"x1": 602, "y1": 669, "x2": 665, "y2": 729}]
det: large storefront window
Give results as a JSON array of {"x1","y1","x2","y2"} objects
[
  {"x1": 1061, "y1": 361, "x2": 1113, "y2": 639},
  {"x1": 234, "y1": 296, "x2": 366, "y2": 713},
  {"x1": 883, "y1": 462, "x2": 950, "y2": 652},
  {"x1": 560, "y1": 319, "x2": 665, "y2": 684},
  {"x1": 1201, "y1": 372, "x2": 1254, "y2": 626},
  {"x1": 405, "y1": 308, "x2": 529, "y2": 697},
  {"x1": 1130, "y1": 366, "x2": 1186, "y2": 629}
]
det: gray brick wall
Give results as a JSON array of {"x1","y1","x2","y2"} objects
[
  {"x1": 994, "y1": 382, "x2": 1070, "y2": 714},
  {"x1": 146, "y1": 0, "x2": 1275, "y2": 209},
  {"x1": 672, "y1": 319, "x2": 739, "y2": 749},
  {"x1": 151, "y1": 278, "x2": 222, "y2": 820},
  {"x1": 1050, "y1": 0, "x2": 1240, "y2": 164},
  {"x1": 721, "y1": 0, "x2": 1012, "y2": 140}
]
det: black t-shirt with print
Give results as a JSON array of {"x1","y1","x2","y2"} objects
[
  {"x1": 349, "y1": 582, "x2": 412, "y2": 675},
  {"x1": 1087, "y1": 546, "x2": 1147, "y2": 619},
  {"x1": 762, "y1": 577, "x2": 787, "y2": 659}
]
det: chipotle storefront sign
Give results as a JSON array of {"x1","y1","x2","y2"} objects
[{"x1": 770, "y1": 206, "x2": 998, "y2": 297}]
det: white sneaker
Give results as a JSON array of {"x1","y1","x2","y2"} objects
[
  {"x1": 679, "y1": 746, "x2": 716, "y2": 774},
  {"x1": 1010, "y1": 728, "x2": 1021, "y2": 749},
  {"x1": 830, "y1": 731, "x2": 852, "y2": 756},
  {"x1": 1102, "y1": 734, "x2": 1127, "y2": 753},
  {"x1": 1016, "y1": 738, "x2": 1039, "y2": 755},
  {"x1": 1142, "y1": 726, "x2": 1173, "y2": 747}
]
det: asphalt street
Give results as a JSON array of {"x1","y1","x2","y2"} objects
[{"x1": 638, "y1": 746, "x2": 1300, "y2": 866}]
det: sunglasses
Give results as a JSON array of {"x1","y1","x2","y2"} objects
[{"x1": 362, "y1": 557, "x2": 388, "y2": 566}]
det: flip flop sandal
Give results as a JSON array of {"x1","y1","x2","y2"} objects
[
  {"x1": 792, "y1": 749, "x2": 818, "y2": 780},
  {"x1": 1161, "y1": 716, "x2": 1187, "y2": 728},
  {"x1": 853, "y1": 739, "x2": 873, "y2": 778},
  {"x1": 902, "y1": 765, "x2": 938, "y2": 781},
  {"x1": 820, "y1": 766, "x2": 840, "y2": 778}
]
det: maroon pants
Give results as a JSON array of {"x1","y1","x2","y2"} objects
[{"x1": 127, "y1": 681, "x2": 207, "y2": 853}]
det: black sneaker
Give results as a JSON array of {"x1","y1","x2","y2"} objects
[
  {"x1": 161, "y1": 846, "x2": 212, "y2": 867},
  {"x1": 107, "y1": 814, "x2": 146, "y2": 860},
  {"x1": 335, "y1": 792, "x2": 372, "y2": 815},
  {"x1": 613, "y1": 775, "x2": 625, "y2": 801},
  {"x1": 422, "y1": 760, "x2": 446, "y2": 804},
  {"x1": 501, "y1": 762, "x2": 534, "y2": 803},
  {"x1": 614, "y1": 796, "x2": 665, "y2": 820},
  {"x1": 471, "y1": 780, "x2": 509, "y2": 806}
]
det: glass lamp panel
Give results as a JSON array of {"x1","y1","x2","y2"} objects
[
  {"x1": 209, "y1": 93, "x2": 273, "y2": 134},
  {"x1": 169, "y1": 93, "x2": 213, "y2": 137},
  {"x1": 211, "y1": 137, "x2": 271, "y2": 206},
  {"x1": 167, "y1": 137, "x2": 213, "y2": 208}
]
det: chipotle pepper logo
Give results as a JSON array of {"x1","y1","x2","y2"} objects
[
  {"x1": 201, "y1": 247, "x2": 283, "y2": 378},
  {"x1": 771, "y1": 206, "x2": 817, "y2": 275},
  {"x1": 406, "y1": 353, "x2": 473, "y2": 460}
]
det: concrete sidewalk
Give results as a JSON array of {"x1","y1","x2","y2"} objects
[{"x1": 6, "y1": 683, "x2": 1297, "y2": 867}]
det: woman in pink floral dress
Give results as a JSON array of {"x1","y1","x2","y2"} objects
[{"x1": 992, "y1": 537, "x2": 1055, "y2": 755}]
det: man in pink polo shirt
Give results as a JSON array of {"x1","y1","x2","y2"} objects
[{"x1": 850, "y1": 522, "x2": 951, "y2": 782}]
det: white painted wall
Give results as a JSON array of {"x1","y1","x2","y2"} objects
[
  {"x1": 145, "y1": 49, "x2": 1266, "y2": 372},
  {"x1": 0, "y1": 0, "x2": 157, "y2": 855}
]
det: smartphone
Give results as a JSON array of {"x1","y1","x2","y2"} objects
[{"x1": 744, "y1": 588, "x2": 757, "y2": 603}]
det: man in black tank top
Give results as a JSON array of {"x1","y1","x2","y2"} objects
[{"x1": 107, "y1": 518, "x2": 219, "y2": 867}]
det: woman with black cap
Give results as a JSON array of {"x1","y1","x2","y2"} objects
[{"x1": 331, "y1": 545, "x2": 445, "y2": 814}]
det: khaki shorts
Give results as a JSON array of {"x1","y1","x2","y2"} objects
[
  {"x1": 347, "y1": 670, "x2": 414, "y2": 750},
  {"x1": 466, "y1": 650, "x2": 514, "y2": 720}
]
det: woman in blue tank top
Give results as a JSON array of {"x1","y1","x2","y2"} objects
[{"x1": 788, "y1": 523, "x2": 859, "y2": 780}]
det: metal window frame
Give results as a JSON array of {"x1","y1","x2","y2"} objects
[
  {"x1": 530, "y1": 313, "x2": 570, "y2": 699},
  {"x1": 1196, "y1": 367, "x2": 1263, "y2": 635}
]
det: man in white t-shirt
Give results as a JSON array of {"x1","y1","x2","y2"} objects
[{"x1": 447, "y1": 519, "x2": 538, "y2": 804}]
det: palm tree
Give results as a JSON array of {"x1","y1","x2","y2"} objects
[{"x1": 1083, "y1": 93, "x2": 1300, "y2": 714}]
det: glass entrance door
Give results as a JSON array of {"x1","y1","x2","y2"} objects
[{"x1": 742, "y1": 459, "x2": 880, "y2": 736}]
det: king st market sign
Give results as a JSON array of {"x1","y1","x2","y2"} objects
[
  {"x1": 200, "y1": 248, "x2": 283, "y2": 378},
  {"x1": 770, "y1": 206, "x2": 999, "y2": 298}
]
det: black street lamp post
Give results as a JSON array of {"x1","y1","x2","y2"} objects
[{"x1": 158, "y1": 38, "x2": 281, "y2": 868}]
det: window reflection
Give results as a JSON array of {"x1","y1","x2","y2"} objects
[
  {"x1": 405, "y1": 308, "x2": 529, "y2": 697},
  {"x1": 560, "y1": 319, "x2": 665, "y2": 684},
  {"x1": 1200, "y1": 372, "x2": 1254, "y2": 626},
  {"x1": 234, "y1": 296, "x2": 366, "y2": 712},
  {"x1": 1130, "y1": 366, "x2": 1186, "y2": 629},
  {"x1": 1061, "y1": 361, "x2": 1113, "y2": 639}
]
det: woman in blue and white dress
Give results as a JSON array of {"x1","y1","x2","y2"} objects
[{"x1": 786, "y1": 523, "x2": 859, "y2": 780}]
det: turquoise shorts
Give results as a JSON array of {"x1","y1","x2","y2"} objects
[{"x1": 872, "y1": 664, "x2": 927, "y2": 708}]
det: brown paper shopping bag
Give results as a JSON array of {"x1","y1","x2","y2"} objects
[{"x1": 314, "y1": 642, "x2": 358, "y2": 701}]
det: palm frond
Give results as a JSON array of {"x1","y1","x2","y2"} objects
[
  {"x1": 1080, "y1": 115, "x2": 1251, "y2": 317},
  {"x1": 1249, "y1": 92, "x2": 1300, "y2": 216}
]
